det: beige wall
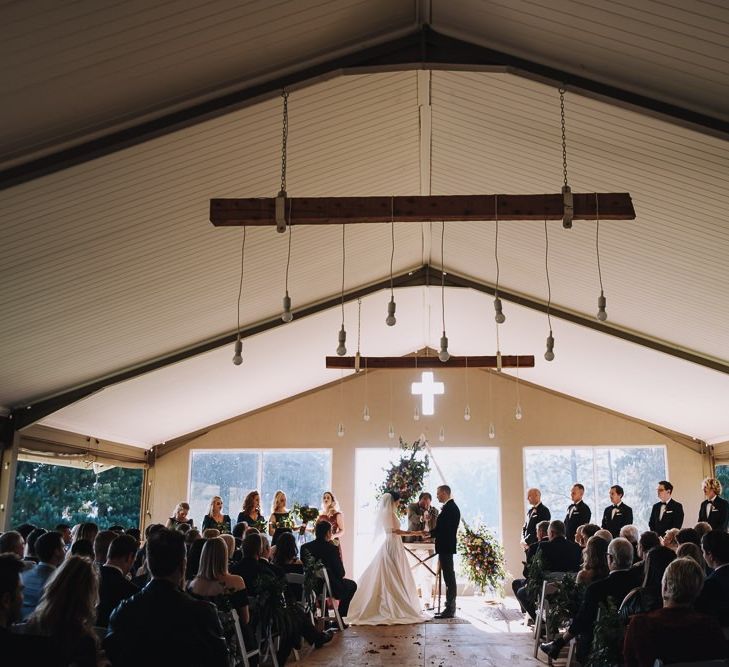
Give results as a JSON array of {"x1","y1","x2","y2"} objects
[{"x1": 150, "y1": 368, "x2": 708, "y2": 583}]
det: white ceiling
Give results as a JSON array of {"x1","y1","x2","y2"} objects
[{"x1": 39, "y1": 287, "x2": 729, "y2": 447}]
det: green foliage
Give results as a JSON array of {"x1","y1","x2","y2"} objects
[
  {"x1": 525, "y1": 551, "x2": 546, "y2": 609},
  {"x1": 717, "y1": 465, "x2": 729, "y2": 502},
  {"x1": 377, "y1": 437, "x2": 430, "y2": 517},
  {"x1": 586, "y1": 599, "x2": 623, "y2": 667},
  {"x1": 252, "y1": 570, "x2": 299, "y2": 645},
  {"x1": 293, "y1": 503, "x2": 319, "y2": 524},
  {"x1": 546, "y1": 573, "x2": 583, "y2": 635},
  {"x1": 11, "y1": 462, "x2": 142, "y2": 529},
  {"x1": 302, "y1": 552, "x2": 325, "y2": 604}
]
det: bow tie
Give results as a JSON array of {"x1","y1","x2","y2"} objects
[
  {"x1": 660, "y1": 502, "x2": 667, "y2": 506},
  {"x1": 613, "y1": 505, "x2": 620, "y2": 509}
]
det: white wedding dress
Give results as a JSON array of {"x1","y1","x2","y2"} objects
[{"x1": 345, "y1": 494, "x2": 425, "y2": 625}]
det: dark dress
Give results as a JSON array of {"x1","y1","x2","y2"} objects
[
  {"x1": 202, "y1": 514, "x2": 232, "y2": 534},
  {"x1": 237, "y1": 511, "x2": 267, "y2": 532},
  {"x1": 270, "y1": 512, "x2": 295, "y2": 546}
]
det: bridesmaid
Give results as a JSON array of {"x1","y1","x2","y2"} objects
[
  {"x1": 268, "y1": 490, "x2": 299, "y2": 546},
  {"x1": 318, "y1": 490, "x2": 345, "y2": 556},
  {"x1": 237, "y1": 490, "x2": 265, "y2": 531},
  {"x1": 201, "y1": 495, "x2": 232, "y2": 533}
]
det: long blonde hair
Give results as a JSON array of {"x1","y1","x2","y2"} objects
[
  {"x1": 29, "y1": 556, "x2": 98, "y2": 644},
  {"x1": 197, "y1": 537, "x2": 229, "y2": 580},
  {"x1": 272, "y1": 490, "x2": 287, "y2": 513},
  {"x1": 207, "y1": 495, "x2": 223, "y2": 517}
]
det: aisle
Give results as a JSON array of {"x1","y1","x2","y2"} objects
[{"x1": 297, "y1": 597, "x2": 544, "y2": 666}]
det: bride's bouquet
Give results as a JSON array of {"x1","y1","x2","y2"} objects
[
  {"x1": 457, "y1": 521, "x2": 507, "y2": 595},
  {"x1": 377, "y1": 436, "x2": 430, "y2": 517}
]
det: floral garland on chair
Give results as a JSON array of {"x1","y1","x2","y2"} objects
[
  {"x1": 377, "y1": 437, "x2": 430, "y2": 518},
  {"x1": 457, "y1": 521, "x2": 507, "y2": 594}
]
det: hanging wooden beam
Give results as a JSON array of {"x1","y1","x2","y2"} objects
[
  {"x1": 326, "y1": 355, "x2": 535, "y2": 369},
  {"x1": 210, "y1": 193, "x2": 634, "y2": 226}
]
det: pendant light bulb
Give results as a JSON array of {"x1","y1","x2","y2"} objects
[
  {"x1": 439, "y1": 425, "x2": 445, "y2": 442},
  {"x1": 544, "y1": 332, "x2": 555, "y2": 362},
  {"x1": 281, "y1": 293, "x2": 293, "y2": 323},
  {"x1": 515, "y1": 403, "x2": 523, "y2": 421},
  {"x1": 488, "y1": 422, "x2": 496, "y2": 439},
  {"x1": 232, "y1": 337, "x2": 243, "y2": 366},
  {"x1": 597, "y1": 292, "x2": 608, "y2": 322},
  {"x1": 388, "y1": 423, "x2": 395, "y2": 439},
  {"x1": 464, "y1": 404, "x2": 471, "y2": 421},
  {"x1": 385, "y1": 296, "x2": 397, "y2": 326},
  {"x1": 494, "y1": 296, "x2": 506, "y2": 324},
  {"x1": 362, "y1": 405, "x2": 371, "y2": 422},
  {"x1": 438, "y1": 332, "x2": 450, "y2": 363},
  {"x1": 336, "y1": 325, "x2": 347, "y2": 356},
  {"x1": 413, "y1": 405, "x2": 420, "y2": 421},
  {"x1": 337, "y1": 422, "x2": 345, "y2": 438}
]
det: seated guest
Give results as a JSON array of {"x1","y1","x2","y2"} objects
[
  {"x1": 203, "y1": 528, "x2": 221, "y2": 539},
  {"x1": 662, "y1": 527, "x2": 680, "y2": 551},
  {"x1": 185, "y1": 537, "x2": 208, "y2": 584},
  {"x1": 576, "y1": 535, "x2": 609, "y2": 586},
  {"x1": 630, "y1": 530, "x2": 661, "y2": 581},
  {"x1": 72, "y1": 522, "x2": 98, "y2": 546},
  {"x1": 0, "y1": 531, "x2": 26, "y2": 558},
  {"x1": 232, "y1": 522, "x2": 248, "y2": 540},
  {"x1": 21, "y1": 531, "x2": 65, "y2": 620},
  {"x1": 648, "y1": 480, "x2": 684, "y2": 537},
  {"x1": 97, "y1": 534, "x2": 139, "y2": 627},
  {"x1": 184, "y1": 528, "x2": 201, "y2": 553},
  {"x1": 188, "y1": 537, "x2": 250, "y2": 665},
  {"x1": 574, "y1": 525, "x2": 586, "y2": 548},
  {"x1": 581, "y1": 523, "x2": 601, "y2": 541},
  {"x1": 696, "y1": 529, "x2": 729, "y2": 627},
  {"x1": 105, "y1": 528, "x2": 228, "y2": 666},
  {"x1": 538, "y1": 520, "x2": 582, "y2": 573},
  {"x1": 594, "y1": 528, "x2": 614, "y2": 542},
  {"x1": 564, "y1": 484, "x2": 591, "y2": 542},
  {"x1": 124, "y1": 527, "x2": 141, "y2": 544},
  {"x1": 55, "y1": 524, "x2": 72, "y2": 548},
  {"x1": 231, "y1": 533, "x2": 268, "y2": 593},
  {"x1": 273, "y1": 532, "x2": 304, "y2": 600},
  {"x1": 15, "y1": 524, "x2": 37, "y2": 541},
  {"x1": 219, "y1": 534, "x2": 236, "y2": 562},
  {"x1": 699, "y1": 477, "x2": 729, "y2": 531},
  {"x1": 24, "y1": 528, "x2": 47, "y2": 563},
  {"x1": 541, "y1": 538, "x2": 637, "y2": 663},
  {"x1": 69, "y1": 539, "x2": 94, "y2": 560},
  {"x1": 166, "y1": 501, "x2": 194, "y2": 530},
  {"x1": 695, "y1": 521, "x2": 713, "y2": 541},
  {"x1": 677, "y1": 526, "x2": 700, "y2": 546},
  {"x1": 676, "y1": 542, "x2": 707, "y2": 572},
  {"x1": 601, "y1": 485, "x2": 633, "y2": 538},
  {"x1": 93, "y1": 530, "x2": 117, "y2": 569},
  {"x1": 619, "y1": 545, "x2": 676, "y2": 622},
  {"x1": 623, "y1": 558, "x2": 727, "y2": 666},
  {"x1": 300, "y1": 520, "x2": 357, "y2": 617},
  {"x1": 20, "y1": 555, "x2": 101, "y2": 666},
  {"x1": 512, "y1": 520, "x2": 549, "y2": 610},
  {"x1": 619, "y1": 524, "x2": 640, "y2": 563}
]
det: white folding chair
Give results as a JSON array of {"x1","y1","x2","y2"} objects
[
  {"x1": 315, "y1": 567, "x2": 345, "y2": 631},
  {"x1": 231, "y1": 608, "x2": 260, "y2": 667},
  {"x1": 533, "y1": 579, "x2": 560, "y2": 659}
]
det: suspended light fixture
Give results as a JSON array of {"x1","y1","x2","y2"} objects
[
  {"x1": 594, "y1": 193, "x2": 608, "y2": 321},
  {"x1": 488, "y1": 370, "x2": 496, "y2": 439},
  {"x1": 232, "y1": 227, "x2": 247, "y2": 366},
  {"x1": 277, "y1": 90, "x2": 295, "y2": 322},
  {"x1": 385, "y1": 198, "x2": 397, "y2": 326},
  {"x1": 357, "y1": 301, "x2": 371, "y2": 421},
  {"x1": 464, "y1": 358, "x2": 471, "y2": 421},
  {"x1": 544, "y1": 218, "x2": 556, "y2": 361},
  {"x1": 515, "y1": 355, "x2": 523, "y2": 421},
  {"x1": 281, "y1": 210, "x2": 294, "y2": 323},
  {"x1": 439, "y1": 425, "x2": 446, "y2": 442},
  {"x1": 438, "y1": 222, "x2": 450, "y2": 362},
  {"x1": 336, "y1": 224, "x2": 347, "y2": 356},
  {"x1": 337, "y1": 422, "x2": 345, "y2": 438},
  {"x1": 413, "y1": 404, "x2": 421, "y2": 421},
  {"x1": 559, "y1": 88, "x2": 573, "y2": 230},
  {"x1": 388, "y1": 423, "x2": 395, "y2": 439},
  {"x1": 493, "y1": 195, "x2": 506, "y2": 323}
]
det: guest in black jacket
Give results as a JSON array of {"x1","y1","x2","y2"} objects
[
  {"x1": 521, "y1": 488, "x2": 550, "y2": 548},
  {"x1": 105, "y1": 528, "x2": 228, "y2": 667},
  {"x1": 601, "y1": 485, "x2": 633, "y2": 538},
  {"x1": 428, "y1": 485, "x2": 462, "y2": 619},
  {"x1": 699, "y1": 477, "x2": 729, "y2": 531},
  {"x1": 300, "y1": 520, "x2": 357, "y2": 616},
  {"x1": 564, "y1": 484, "x2": 591, "y2": 541},
  {"x1": 97, "y1": 534, "x2": 139, "y2": 627},
  {"x1": 512, "y1": 521, "x2": 548, "y2": 616},
  {"x1": 538, "y1": 520, "x2": 583, "y2": 573},
  {"x1": 696, "y1": 530, "x2": 729, "y2": 627},
  {"x1": 648, "y1": 480, "x2": 684, "y2": 536}
]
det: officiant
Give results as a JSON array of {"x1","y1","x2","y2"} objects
[{"x1": 404, "y1": 492, "x2": 439, "y2": 542}]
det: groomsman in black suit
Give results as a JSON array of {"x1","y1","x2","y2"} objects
[
  {"x1": 699, "y1": 477, "x2": 729, "y2": 531},
  {"x1": 521, "y1": 488, "x2": 551, "y2": 549},
  {"x1": 601, "y1": 485, "x2": 633, "y2": 538},
  {"x1": 564, "y1": 483, "x2": 591, "y2": 541},
  {"x1": 648, "y1": 480, "x2": 684, "y2": 537},
  {"x1": 427, "y1": 485, "x2": 461, "y2": 619}
]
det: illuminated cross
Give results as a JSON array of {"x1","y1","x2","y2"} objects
[{"x1": 411, "y1": 371, "x2": 445, "y2": 416}]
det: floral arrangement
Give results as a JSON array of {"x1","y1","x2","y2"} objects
[
  {"x1": 293, "y1": 503, "x2": 320, "y2": 524},
  {"x1": 377, "y1": 437, "x2": 430, "y2": 517},
  {"x1": 457, "y1": 521, "x2": 507, "y2": 594},
  {"x1": 251, "y1": 515, "x2": 268, "y2": 533},
  {"x1": 272, "y1": 513, "x2": 295, "y2": 530}
]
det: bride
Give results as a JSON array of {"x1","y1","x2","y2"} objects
[{"x1": 345, "y1": 491, "x2": 426, "y2": 625}]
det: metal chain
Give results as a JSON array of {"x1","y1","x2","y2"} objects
[
  {"x1": 280, "y1": 90, "x2": 289, "y2": 193},
  {"x1": 559, "y1": 88, "x2": 568, "y2": 188}
]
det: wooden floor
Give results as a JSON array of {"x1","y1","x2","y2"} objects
[{"x1": 297, "y1": 597, "x2": 544, "y2": 667}]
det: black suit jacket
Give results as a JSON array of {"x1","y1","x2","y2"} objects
[
  {"x1": 522, "y1": 503, "x2": 550, "y2": 545},
  {"x1": 695, "y1": 564, "x2": 729, "y2": 626},
  {"x1": 536, "y1": 536, "x2": 583, "y2": 573},
  {"x1": 105, "y1": 579, "x2": 228, "y2": 667},
  {"x1": 97, "y1": 565, "x2": 138, "y2": 626},
  {"x1": 570, "y1": 569, "x2": 637, "y2": 637},
  {"x1": 300, "y1": 538, "x2": 348, "y2": 597},
  {"x1": 229, "y1": 557, "x2": 284, "y2": 595},
  {"x1": 648, "y1": 498, "x2": 684, "y2": 536},
  {"x1": 522, "y1": 537, "x2": 549, "y2": 578},
  {"x1": 601, "y1": 502, "x2": 633, "y2": 538},
  {"x1": 699, "y1": 496, "x2": 729, "y2": 531},
  {"x1": 564, "y1": 501, "x2": 591, "y2": 541},
  {"x1": 429, "y1": 498, "x2": 461, "y2": 555}
]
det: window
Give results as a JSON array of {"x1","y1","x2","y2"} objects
[
  {"x1": 353, "y1": 446, "x2": 500, "y2": 578},
  {"x1": 717, "y1": 465, "x2": 729, "y2": 503},
  {"x1": 188, "y1": 449, "x2": 331, "y2": 527},
  {"x1": 523, "y1": 446, "x2": 667, "y2": 531}
]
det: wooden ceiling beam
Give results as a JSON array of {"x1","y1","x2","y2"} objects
[
  {"x1": 210, "y1": 193, "x2": 634, "y2": 226},
  {"x1": 326, "y1": 355, "x2": 535, "y2": 369}
]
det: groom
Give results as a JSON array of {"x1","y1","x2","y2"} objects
[{"x1": 427, "y1": 484, "x2": 461, "y2": 619}]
